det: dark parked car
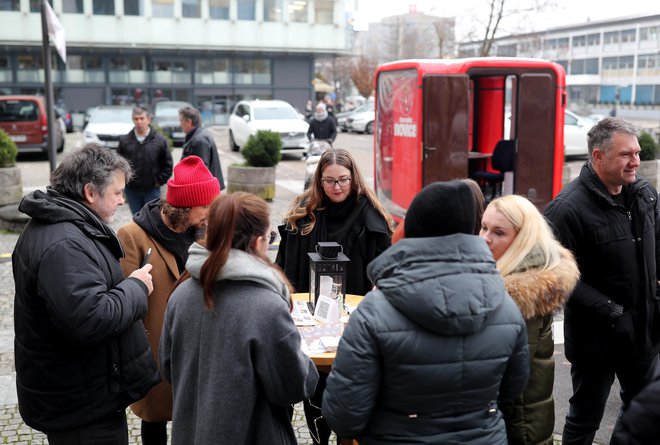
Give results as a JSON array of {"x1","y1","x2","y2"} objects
[
  {"x1": 0, "y1": 95, "x2": 65, "y2": 153},
  {"x1": 152, "y1": 100, "x2": 193, "y2": 146}
]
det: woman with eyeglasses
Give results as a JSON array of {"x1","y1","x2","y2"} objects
[
  {"x1": 276, "y1": 148, "x2": 393, "y2": 445},
  {"x1": 159, "y1": 192, "x2": 319, "y2": 445}
]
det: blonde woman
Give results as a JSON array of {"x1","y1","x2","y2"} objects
[{"x1": 480, "y1": 195, "x2": 580, "y2": 445}]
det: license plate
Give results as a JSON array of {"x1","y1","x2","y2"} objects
[
  {"x1": 9, "y1": 135, "x2": 27, "y2": 142},
  {"x1": 106, "y1": 141, "x2": 119, "y2": 148},
  {"x1": 172, "y1": 132, "x2": 185, "y2": 139}
]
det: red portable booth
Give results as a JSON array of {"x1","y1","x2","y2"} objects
[{"x1": 374, "y1": 58, "x2": 566, "y2": 221}]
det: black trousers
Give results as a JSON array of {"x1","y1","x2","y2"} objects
[
  {"x1": 46, "y1": 411, "x2": 128, "y2": 445},
  {"x1": 141, "y1": 420, "x2": 168, "y2": 445},
  {"x1": 562, "y1": 354, "x2": 657, "y2": 445}
]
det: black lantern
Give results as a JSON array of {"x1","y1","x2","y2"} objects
[{"x1": 308, "y1": 241, "x2": 350, "y2": 310}]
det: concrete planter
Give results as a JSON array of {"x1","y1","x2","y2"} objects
[
  {"x1": 638, "y1": 159, "x2": 660, "y2": 191},
  {"x1": 0, "y1": 166, "x2": 22, "y2": 206},
  {"x1": 227, "y1": 165, "x2": 277, "y2": 201}
]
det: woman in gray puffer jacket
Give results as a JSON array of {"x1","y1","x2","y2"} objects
[{"x1": 322, "y1": 181, "x2": 530, "y2": 444}]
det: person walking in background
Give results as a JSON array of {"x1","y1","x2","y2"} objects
[
  {"x1": 322, "y1": 181, "x2": 530, "y2": 444},
  {"x1": 117, "y1": 155, "x2": 220, "y2": 445},
  {"x1": 307, "y1": 103, "x2": 337, "y2": 144},
  {"x1": 480, "y1": 195, "x2": 579, "y2": 445},
  {"x1": 118, "y1": 105, "x2": 173, "y2": 215},
  {"x1": 544, "y1": 117, "x2": 660, "y2": 444},
  {"x1": 276, "y1": 148, "x2": 392, "y2": 444},
  {"x1": 178, "y1": 105, "x2": 225, "y2": 190},
  {"x1": 159, "y1": 192, "x2": 318, "y2": 445},
  {"x1": 12, "y1": 144, "x2": 159, "y2": 445}
]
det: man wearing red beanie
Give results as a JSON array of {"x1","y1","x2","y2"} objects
[{"x1": 116, "y1": 155, "x2": 220, "y2": 445}]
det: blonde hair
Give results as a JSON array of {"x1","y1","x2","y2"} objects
[{"x1": 487, "y1": 195, "x2": 562, "y2": 277}]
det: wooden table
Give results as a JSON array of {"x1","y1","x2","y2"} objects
[{"x1": 292, "y1": 293, "x2": 363, "y2": 445}]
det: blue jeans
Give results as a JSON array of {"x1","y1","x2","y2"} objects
[{"x1": 125, "y1": 187, "x2": 162, "y2": 215}]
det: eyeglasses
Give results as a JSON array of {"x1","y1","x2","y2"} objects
[{"x1": 321, "y1": 177, "x2": 352, "y2": 188}]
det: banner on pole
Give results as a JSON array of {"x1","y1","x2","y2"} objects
[{"x1": 44, "y1": 1, "x2": 66, "y2": 63}]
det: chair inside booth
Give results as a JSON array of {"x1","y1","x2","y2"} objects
[{"x1": 470, "y1": 139, "x2": 517, "y2": 200}]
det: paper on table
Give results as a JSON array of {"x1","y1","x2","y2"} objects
[
  {"x1": 292, "y1": 300, "x2": 316, "y2": 326},
  {"x1": 298, "y1": 321, "x2": 344, "y2": 354}
]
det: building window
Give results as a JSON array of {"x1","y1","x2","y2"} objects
[
  {"x1": 557, "y1": 38, "x2": 569, "y2": 50},
  {"x1": 0, "y1": 0, "x2": 20, "y2": 11},
  {"x1": 556, "y1": 60, "x2": 568, "y2": 72},
  {"x1": 65, "y1": 55, "x2": 104, "y2": 83},
  {"x1": 62, "y1": 0, "x2": 83, "y2": 13},
  {"x1": 621, "y1": 29, "x2": 636, "y2": 43},
  {"x1": 635, "y1": 85, "x2": 654, "y2": 105},
  {"x1": 195, "y1": 58, "x2": 231, "y2": 84},
  {"x1": 16, "y1": 54, "x2": 43, "y2": 83},
  {"x1": 572, "y1": 35, "x2": 586, "y2": 47},
  {"x1": 30, "y1": 0, "x2": 52, "y2": 12},
  {"x1": 315, "y1": 0, "x2": 333, "y2": 24},
  {"x1": 109, "y1": 56, "x2": 147, "y2": 83},
  {"x1": 152, "y1": 0, "x2": 174, "y2": 17},
  {"x1": 604, "y1": 31, "x2": 619, "y2": 44},
  {"x1": 209, "y1": 0, "x2": 229, "y2": 19},
  {"x1": 570, "y1": 59, "x2": 585, "y2": 75},
  {"x1": 585, "y1": 58, "x2": 599, "y2": 74},
  {"x1": 237, "y1": 0, "x2": 255, "y2": 20},
  {"x1": 153, "y1": 59, "x2": 191, "y2": 84},
  {"x1": 234, "y1": 59, "x2": 271, "y2": 84},
  {"x1": 544, "y1": 39, "x2": 557, "y2": 50},
  {"x1": 587, "y1": 33, "x2": 600, "y2": 46},
  {"x1": 496, "y1": 44, "x2": 517, "y2": 57},
  {"x1": 182, "y1": 0, "x2": 200, "y2": 17},
  {"x1": 93, "y1": 0, "x2": 114, "y2": 14},
  {"x1": 263, "y1": 0, "x2": 282, "y2": 22},
  {"x1": 288, "y1": 0, "x2": 307, "y2": 22},
  {"x1": 0, "y1": 56, "x2": 10, "y2": 82},
  {"x1": 602, "y1": 57, "x2": 617, "y2": 70},
  {"x1": 124, "y1": 0, "x2": 144, "y2": 15},
  {"x1": 618, "y1": 56, "x2": 634, "y2": 70},
  {"x1": 639, "y1": 26, "x2": 660, "y2": 42}
]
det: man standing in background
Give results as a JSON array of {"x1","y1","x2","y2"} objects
[
  {"x1": 178, "y1": 106, "x2": 225, "y2": 190},
  {"x1": 118, "y1": 106, "x2": 173, "y2": 215}
]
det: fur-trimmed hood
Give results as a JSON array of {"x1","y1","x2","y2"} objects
[{"x1": 503, "y1": 246, "x2": 579, "y2": 320}]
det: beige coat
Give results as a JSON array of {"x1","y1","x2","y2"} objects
[{"x1": 118, "y1": 221, "x2": 180, "y2": 422}]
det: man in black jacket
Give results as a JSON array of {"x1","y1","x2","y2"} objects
[
  {"x1": 12, "y1": 144, "x2": 160, "y2": 444},
  {"x1": 178, "y1": 106, "x2": 225, "y2": 190},
  {"x1": 307, "y1": 103, "x2": 337, "y2": 143},
  {"x1": 544, "y1": 117, "x2": 660, "y2": 445},
  {"x1": 118, "y1": 106, "x2": 173, "y2": 215}
]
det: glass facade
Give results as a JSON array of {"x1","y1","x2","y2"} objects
[
  {"x1": 209, "y1": 0, "x2": 229, "y2": 19},
  {"x1": 195, "y1": 58, "x2": 230, "y2": 84},
  {"x1": 124, "y1": 0, "x2": 144, "y2": 15},
  {"x1": 288, "y1": 0, "x2": 307, "y2": 22},
  {"x1": 93, "y1": 0, "x2": 114, "y2": 15},
  {"x1": 63, "y1": 0, "x2": 83, "y2": 13},
  {"x1": 237, "y1": 0, "x2": 255, "y2": 20},
  {"x1": 182, "y1": 0, "x2": 201, "y2": 18},
  {"x1": 264, "y1": 0, "x2": 282, "y2": 22},
  {"x1": 0, "y1": 0, "x2": 20, "y2": 11},
  {"x1": 152, "y1": 0, "x2": 174, "y2": 17},
  {"x1": 315, "y1": 0, "x2": 333, "y2": 24},
  {"x1": 234, "y1": 59, "x2": 271, "y2": 84}
]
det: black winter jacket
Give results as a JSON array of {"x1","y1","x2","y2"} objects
[
  {"x1": 118, "y1": 128, "x2": 172, "y2": 192},
  {"x1": 181, "y1": 126, "x2": 225, "y2": 190},
  {"x1": 275, "y1": 197, "x2": 391, "y2": 295},
  {"x1": 544, "y1": 163, "x2": 660, "y2": 363},
  {"x1": 307, "y1": 117, "x2": 337, "y2": 142},
  {"x1": 611, "y1": 374, "x2": 660, "y2": 444},
  {"x1": 322, "y1": 235, "x2": 530, "y2": 444},
  {"x1": 12, "y1": 189, "x2": 160, "y2": 432}
]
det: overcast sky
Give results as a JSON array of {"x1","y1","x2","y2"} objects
[{"x1": 349, "y1": 0, "x2": 658, "y2": 38}]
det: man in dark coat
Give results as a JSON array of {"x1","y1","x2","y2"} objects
[
  {"x1": 12, "y1": 144, "x2": 160, "y2": 444},
  {"x1": 178, "y1": 105, "x2": 225, "y2": 190},
  {"x1": 307, "y1": 103, "x2": 337, "y2": 143},
  {"x1": 544, "y1": 117, "x2": 660, "y2": 445},
  {"x1": 118, "y1": 105, "x2": 173, "y2": 214}
]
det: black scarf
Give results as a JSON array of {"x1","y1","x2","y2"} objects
[
  {"x1": 133, "y1": 200, "x2": 196, "y2": 273},
  {"x1": 314, "y1": 194, "x2": 369, "y2": 256}
]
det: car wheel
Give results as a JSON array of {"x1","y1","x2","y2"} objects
[
  {"x1": 366, "y1": 121, "x2": 374, "y2": 134},
  {"x1": 229, "y1": 131, "x2": 239, "y2": 152}
]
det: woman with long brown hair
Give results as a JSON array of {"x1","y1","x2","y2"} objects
[
  {"x1": 159, "y1": 192, "x2": 319, "y2": 445},
  {"x1": 276, "y1": 148, "x2": 393, "y2": 445}
]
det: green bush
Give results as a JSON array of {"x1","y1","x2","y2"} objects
[
  {"x1": 0, "y1": 128, "x2": 18, "y2": 168},
  {"x1": 152, "y1": 123, "x2": 174, "y2": 151},
  {"x1": 639, "y1": 132, "x2": 659, "y2": 161},
  {"x1": 241, "y1": 130, "x2": 282, "y2": 167}
]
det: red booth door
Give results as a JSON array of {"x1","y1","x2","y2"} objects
[{"x1": 422, "y1": 75, "x2": 470, "y2": 187}]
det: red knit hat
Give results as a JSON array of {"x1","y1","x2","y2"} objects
[{"x1": 166, "y1": 156, "x2": 220, "y2": 207}]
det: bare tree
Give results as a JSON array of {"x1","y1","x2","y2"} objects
[
  {"x1": 479, "y1": 0, "x2": 505, "y2": 56},
  {"x1": 350, "y1": 56, "x2": 379, "y2": 98}
]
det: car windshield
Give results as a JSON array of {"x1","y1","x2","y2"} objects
[
  {"x1": 90, "y1": 108, "x2": 133, "y2": 124},
  {"x1": 0, "y1": 100, "x2": 38, "y2": 122},
  {"x1": 155, "y1": 107, "x2": 181, "y2": 118},
  {"x1": 253, "y1": 106, "x2": 299, "y2": 120}
]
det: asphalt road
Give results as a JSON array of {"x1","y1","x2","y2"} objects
[{"x1": 14, "y1": 127, "x2": 619, "y2": 445}]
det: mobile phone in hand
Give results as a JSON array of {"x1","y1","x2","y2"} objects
[{"x1": 141, "y1": 248, "x2": 152, "y2": 267}]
